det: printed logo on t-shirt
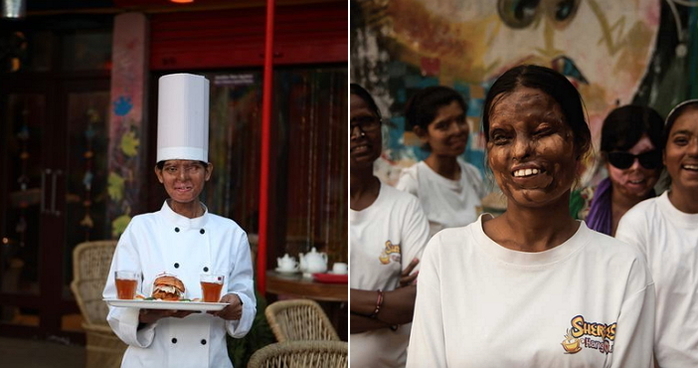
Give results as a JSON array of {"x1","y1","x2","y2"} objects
[
  {"x1": 378, "y1": 240, "x2": 401, "y2": 264},
  {"x1": 561, "y1": 315, "x2": 616, "y2": 355}
]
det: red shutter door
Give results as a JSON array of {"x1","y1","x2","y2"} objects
[{"x1": 149, "y1": 1, "x2": 347, "y2": 70}]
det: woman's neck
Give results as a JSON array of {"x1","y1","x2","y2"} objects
[
  {"x1": 350, "y1": 171, "x2": 380, "y2": 211},
  {"x1": 169, "y1": 200, "x2": 203, "y2": 218},
  {"x1": 485, "y1": 196, "x2": 578, "y2": 252},
  {"x1": 668, "y1": 186, "x2": 698, "y2": 214},
  {"x1": 610, "y1": 187, "x2": 647, "y2": 214},
  {"x1": 609, "y1": 187, "x2": 649, "y2": 235},
  {"x1": 425, "y1": 154, "x2": 460, "y2": 180}
]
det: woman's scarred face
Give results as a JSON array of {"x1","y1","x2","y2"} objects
[
  {"x1": 155, "y1": 159, "x2": 212, "y2": 204},
  {"x1": 486, "y1": 87, "x2": 578, "y2": 208},
  {"x1": 606, "y1": 135, "x2": 660, "y2": 201}
]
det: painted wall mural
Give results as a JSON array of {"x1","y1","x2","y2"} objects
[
  {"x1": 351, "y1": 0, "x2": 696, "y2": 187},
  {"x1": 107, "y1": 13, "x2": 148, "y2": 237}
]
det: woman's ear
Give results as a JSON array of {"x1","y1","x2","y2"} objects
[
  {"x1": 154, "y1": 165, "x2": 164, "y2": 184},
  {"x1": 662, "y1": 150, "x2": 666, "y2": 167},
  {"x1": 204, "y1": 162, "x2": 213, "y2": 181},
  {"x1": 413, "y1": 126, "x2": 429, "y2": 143}
]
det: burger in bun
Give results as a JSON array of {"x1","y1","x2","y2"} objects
[{"x1": 152, "y1": 274, "x2": 185, "y2": 301}]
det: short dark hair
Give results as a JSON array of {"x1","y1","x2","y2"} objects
[
  {"x1": 404, "y1": 86, "x2": 468, "y2": 131},
  {"x1": 482, "y1": 64, "x2": 591, "y2": 159},
  {"x1": 350, "y1": 83, "x2": 382, "y2": 120},
  {"x1": 156, "y1": 160, "x2": 209, "y2": 170},
  {"x1": 663, "y1": 99, "x2": 698, "y2": 151},
  {"x1": 600, "y1": 105, "x2": 664, "y2": 154}
]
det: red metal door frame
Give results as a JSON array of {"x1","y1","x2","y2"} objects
[{"x1": 256, "y1": 0, "x2": 275, "y2": 294}]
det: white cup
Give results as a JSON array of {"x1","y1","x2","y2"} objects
[{"x1": 332, "y1": 262, "x2": 348, "y2": 275}]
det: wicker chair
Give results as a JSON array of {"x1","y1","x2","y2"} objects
[
  {"x1": 70, "y1": 240, "x2": 127, "y2": 368},
  {"x1": 247, "y1": 340, "x2": 348, "y2": 368},
  {"x1": 265, "y1": 299, "x2": 340, "y2": 342}
]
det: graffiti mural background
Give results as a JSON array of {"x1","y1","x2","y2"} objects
[{"x1": 351, "y1": 0, "x2": 697, "y2": 187}]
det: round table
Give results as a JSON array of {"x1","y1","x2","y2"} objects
[
  {"x1": 265, "y1": 270, "x2": 348, "y2": 340},
  {"x1": 265, "y1": 270, "x2": 347, "y2": 302}
]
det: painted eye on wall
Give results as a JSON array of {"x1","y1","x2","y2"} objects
[
  {"x1": 498, "y1": 0, "x2": 542, "y2": 29},
  {"x1": 546, "y1": 0, "x2": 580, "y2": 27}
]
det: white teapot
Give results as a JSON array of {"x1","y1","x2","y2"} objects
[
  {"x1": 299, "y1": 247, "x2": 328, "y2": 274},
  {"x1": 277, "y1": 253, "x2": 299, "y2": 272}
]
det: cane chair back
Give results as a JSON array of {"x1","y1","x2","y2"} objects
[
  {"x1": 265, "y1": 299, "x2": 340, "y2": 342},
  {"x1": 70, "y1": 240, "x2": 127, "y2": 368},
  {"x1": 247, "y1": 340, "x2": 348, "y2": 368}
]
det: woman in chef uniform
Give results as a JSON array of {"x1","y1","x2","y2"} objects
[{"x1": 102, "y1": 73, "x2": 256, "y2": 368}]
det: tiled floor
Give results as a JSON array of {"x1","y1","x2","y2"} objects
[{"x1": 0, "y1": 335, "x2": 85, "y2": 368}]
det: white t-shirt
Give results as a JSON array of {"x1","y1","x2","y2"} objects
[
  {"x1": 407, "y1": 215, "x2": 655, "y2": 368},
  {"x1": 616, "y1": 191, "x2": 698, "y2": 368},
  {"x1": 350, "y1": 183, "x2": 430, "y2": 368},
  {"x1": 396, "y1": 159, "x2": 487, "y2": 237}
]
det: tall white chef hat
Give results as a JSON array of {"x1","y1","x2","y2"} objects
[{"x1": 156, "y1": 73, "x2": 210, "y2": 163}]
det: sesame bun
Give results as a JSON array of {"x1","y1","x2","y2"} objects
[{"x1": 152, "y1": 274, "x2": 185, "y2": 301}]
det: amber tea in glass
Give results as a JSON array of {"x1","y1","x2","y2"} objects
[
  {"x1": 115, "y1": 271, "x2": 139, "y2": 299},
  {"x1": 200, "y1": 274, "x2": 224, "y2": 302}
]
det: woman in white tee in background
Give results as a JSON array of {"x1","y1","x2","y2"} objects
[
  {"x1": 616, "y1": 99, "x2": 698, "y2": 368},
  {"x1": 396, "y1": 86, "x2": 487, "y2": 237}
]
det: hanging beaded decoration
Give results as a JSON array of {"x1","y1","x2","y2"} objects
[
  {"x1": 14, "y1": 105, "x2": 30, "y2": 247},
  {"x1": 79, "y1": 107, "x2": 101, "y2": 240}
]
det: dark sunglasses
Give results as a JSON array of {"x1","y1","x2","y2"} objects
[{"x1": 607, "y1": 150, "x2": 662, "y2": 170}]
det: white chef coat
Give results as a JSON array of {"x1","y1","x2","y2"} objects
[{"x1": 103, "y1": 200, "x2": 256, "y2": 368}]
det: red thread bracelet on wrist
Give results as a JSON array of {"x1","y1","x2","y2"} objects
[{"x1": 370, "y1": 289, "x2": 384, "y2": 318}]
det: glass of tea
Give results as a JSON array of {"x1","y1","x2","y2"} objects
[
  {"x1": 115, "y1": 270, "x2": 140, "y2": 299},
  {"x1": 200, "y1": 273, "x2": 225, "y2": 302}
]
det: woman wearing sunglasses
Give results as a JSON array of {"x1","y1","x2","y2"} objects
[
  {"x1": 578, "y1": 105, "x2": 664, "y2": 236},
  {"x1": 616, "y1": 99, "x2": 698, "y2": 368}
]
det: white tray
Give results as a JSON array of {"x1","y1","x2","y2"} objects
[{"x1": 104, "y1": 299, "x2": 228, "y2": 311}]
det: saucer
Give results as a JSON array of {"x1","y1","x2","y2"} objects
[{"x1": 275, "y1": 267, "x2": 299, "y2": 275}]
